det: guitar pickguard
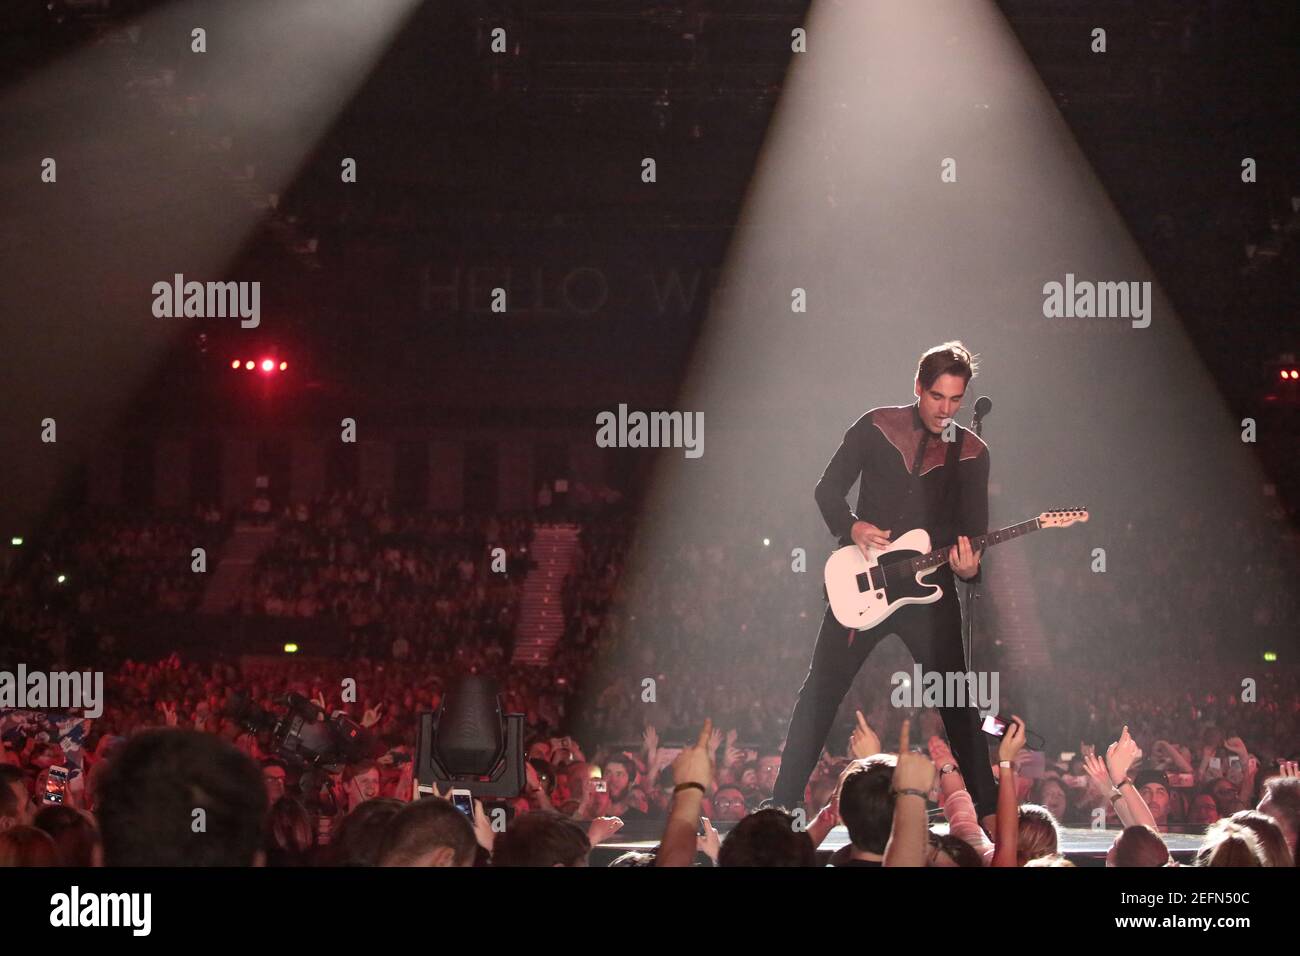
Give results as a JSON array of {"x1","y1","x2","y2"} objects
[{"x1": 879, "y1": 550, "x2": 940, "y2": 602}]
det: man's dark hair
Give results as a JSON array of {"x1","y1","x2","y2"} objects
[
  {"x1": 717, "y1": 809, "x2": 816, "y2": 867},
  {"x1": 838, "y1": 756, "x2": 896, "y2": 854},
  {"x1": 96, "y1": 729, "x2": 267, "y2": 866},
  {"x1": 1261, "y1": 777, "x2": 1300, "y2": 840},
  {"x1": 1112, "y1": 825, "x2": 1170, "y2": 867},
  {"x1": 328, "y1": 797, "x2": 405, "y2": 866},
  {"x1": 492, "y1": 811, "x2": 590, "y2": 867},
  {"x1": 916, "y1": 341, "x2": 978, "y2": 391},
  {"x1": 0, "y1": 825, "x2": 58, "y2": 866},
  {"x1": 929, "y1": 831, "x2": 983, "y2": 867},
  {"x1": 0, "y1": 765, "x2": 24, "y2": 820},
  {"x1": 377, "y1": 797, "x2": 477, "y2": 867},
  {"x1": 34, "y1": 805, "x2": 100, "y2": 867}
]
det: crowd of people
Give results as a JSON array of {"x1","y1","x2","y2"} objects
[
  {"x1": 1, "y1": 494, "x2": 1297, "y2": 866},
  {"x1": 231, "y1": 492, "x2": 532, "y2": 662},
  {"x1": 3, "y1": 702, "x2": 1298, "y2": 868}
]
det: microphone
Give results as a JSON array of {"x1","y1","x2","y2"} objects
[{"x1": 972, "y1": 396, "x2": 992, "y2": 424}]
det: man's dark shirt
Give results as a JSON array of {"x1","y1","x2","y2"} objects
[{"x1": 815, "y1": 402, "x2": 990, "y2": 582}]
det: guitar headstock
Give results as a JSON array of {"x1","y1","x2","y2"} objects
[{"x1": 1038, "y1": 507, "x2": 1089, "y2": 528}]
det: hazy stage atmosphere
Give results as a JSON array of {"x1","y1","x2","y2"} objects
[{"x1": 0, "y1": 0, "x2": 1297, "y2": 928}]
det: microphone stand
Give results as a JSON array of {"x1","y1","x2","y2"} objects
[{"x1": 963, "y1": 409, "x2": 987, "y2": 673}]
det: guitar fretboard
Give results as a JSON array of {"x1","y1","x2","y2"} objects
[{"x1": 891, "y1": 518, "x2": 1042, "y2": 577}]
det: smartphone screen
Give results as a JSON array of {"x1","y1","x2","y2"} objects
[
  {"x1": 980, "y1": 714, "x2": 1008, "y2": 737},
  {"x1": 44, "y1": 766, "x2": 69, "y2": 805},
  {"x1": 450, "y1": 790, "x2": 473, "y2": 818}
]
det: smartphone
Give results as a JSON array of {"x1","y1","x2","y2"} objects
[
  {"x1": 1168, "y1": 773, "x2": 1195, "y2": 788},
  {"x1": 594, "y1": 780, "x2": 607, "y2": 793},
  {"x1": 981, "y1": 714, "x2": 1013, "y2": 737},
  {"x1": 44, "y1": 766, "x2": 69, "y2": 806},
  {"x1": 450, "y1": 788, "x2": 474, "y2": 818}
]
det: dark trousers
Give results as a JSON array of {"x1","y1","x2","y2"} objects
[{"x1": 772, "y1": 575, "x2": 998, "y2": 818}]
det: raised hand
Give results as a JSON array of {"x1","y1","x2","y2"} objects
[
  {"x1": 159, "y1": 701, "x2": 178, "y2": 728},
  {"x1": 928, "y1": 735, "x2": 955, "y2": 769},
  {"x1": 642, "y1": 724, "x2": 659, "y2": 758},
  {"x1": 997, "y1": 715, "x2": 1027, "y2": 764},
  {"x1": 707, "y1": 726, "x2": 723, "y2": 756},
  {"x1": 849, "y1": 709, "x2": 881, "y2": 760},
  {"x1": 361, "y1": 704, "x2": 383, "y2": 729},
  {"x1": 1223, "y1": 736, "x2": 1249, "y2": 759},
  {"x1": 671, "y1": 718, "x2": 715, "y2": 790},
  {"x1": 1082, "y1": 752, "x2": 1113, "y2": 797},
  {"x1": 587, "y1": 816, "x2": 625, "y2": 846},
  {"x1": 1278, "y1": 760, "x2": 1298, "y2": 779},
  {"x1": 697, "y1": 816, "x2": 721, "y2": 863},
  {"x1": 893, "y1": 720, "x2": 936, "y2": 794},
  {"x1": 1105, "y1": 725, "x2": 1142, "y2": 783}
]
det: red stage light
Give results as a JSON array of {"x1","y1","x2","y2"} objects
[
  {"x1": 261, "y1": 359, "x2": 275, "y2": 372},
  {"x1": 244, "y1": 360, "x2": 255, "y2": 370},
  {"x1": 279, "y1": 361, "x2": 288, "y2": 371},
  {"x1": 231, "y1": 359, "x2": 240, "y2": 369}
]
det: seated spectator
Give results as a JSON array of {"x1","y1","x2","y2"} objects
[
  {"x1": 718, "y1": 809, "x2": 815, "y2": 867},
  {"x1": 96, "y1": 729, "x2": 268, "y2": 866},
  {"x1": 1106, "y1": 825, "x2": 1170, "y2": 867},
  {"x1": 377, "y1": 798, "x2": 477, "y2": 867},
  {"x1": 0, "y1": 825, "x2": 59, "y2": 866},
  {"x1": 491, "y1": 811, "x2": 590, "y2": 867},
  {"x1": 33, "y1": 805, "x2": 100, "y2": 867}
]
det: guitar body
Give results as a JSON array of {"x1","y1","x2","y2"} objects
[{"x1": 823, "y1": 528, "x2": 944, "y2": 631}]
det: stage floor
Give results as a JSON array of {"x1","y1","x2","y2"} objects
[{"x1": 592, "y1": 822, "x2": 1205, "y2": 867}]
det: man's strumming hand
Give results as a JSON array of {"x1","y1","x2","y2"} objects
[{"x1": 851, "y1": 521, "x2": 891, "y2": 557}]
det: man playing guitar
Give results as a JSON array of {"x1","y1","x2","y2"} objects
[{"x1": 771, "y1": 342, "x2": 998, "y2": 831}]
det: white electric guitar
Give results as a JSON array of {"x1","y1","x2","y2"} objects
[{"x1": 823, "y1": 508, "x2": 1089, "y2": 630}]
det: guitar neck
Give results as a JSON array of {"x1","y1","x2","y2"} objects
[{"x1": 905, "y1": 518, "x2": 1043, "y2": 574}]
